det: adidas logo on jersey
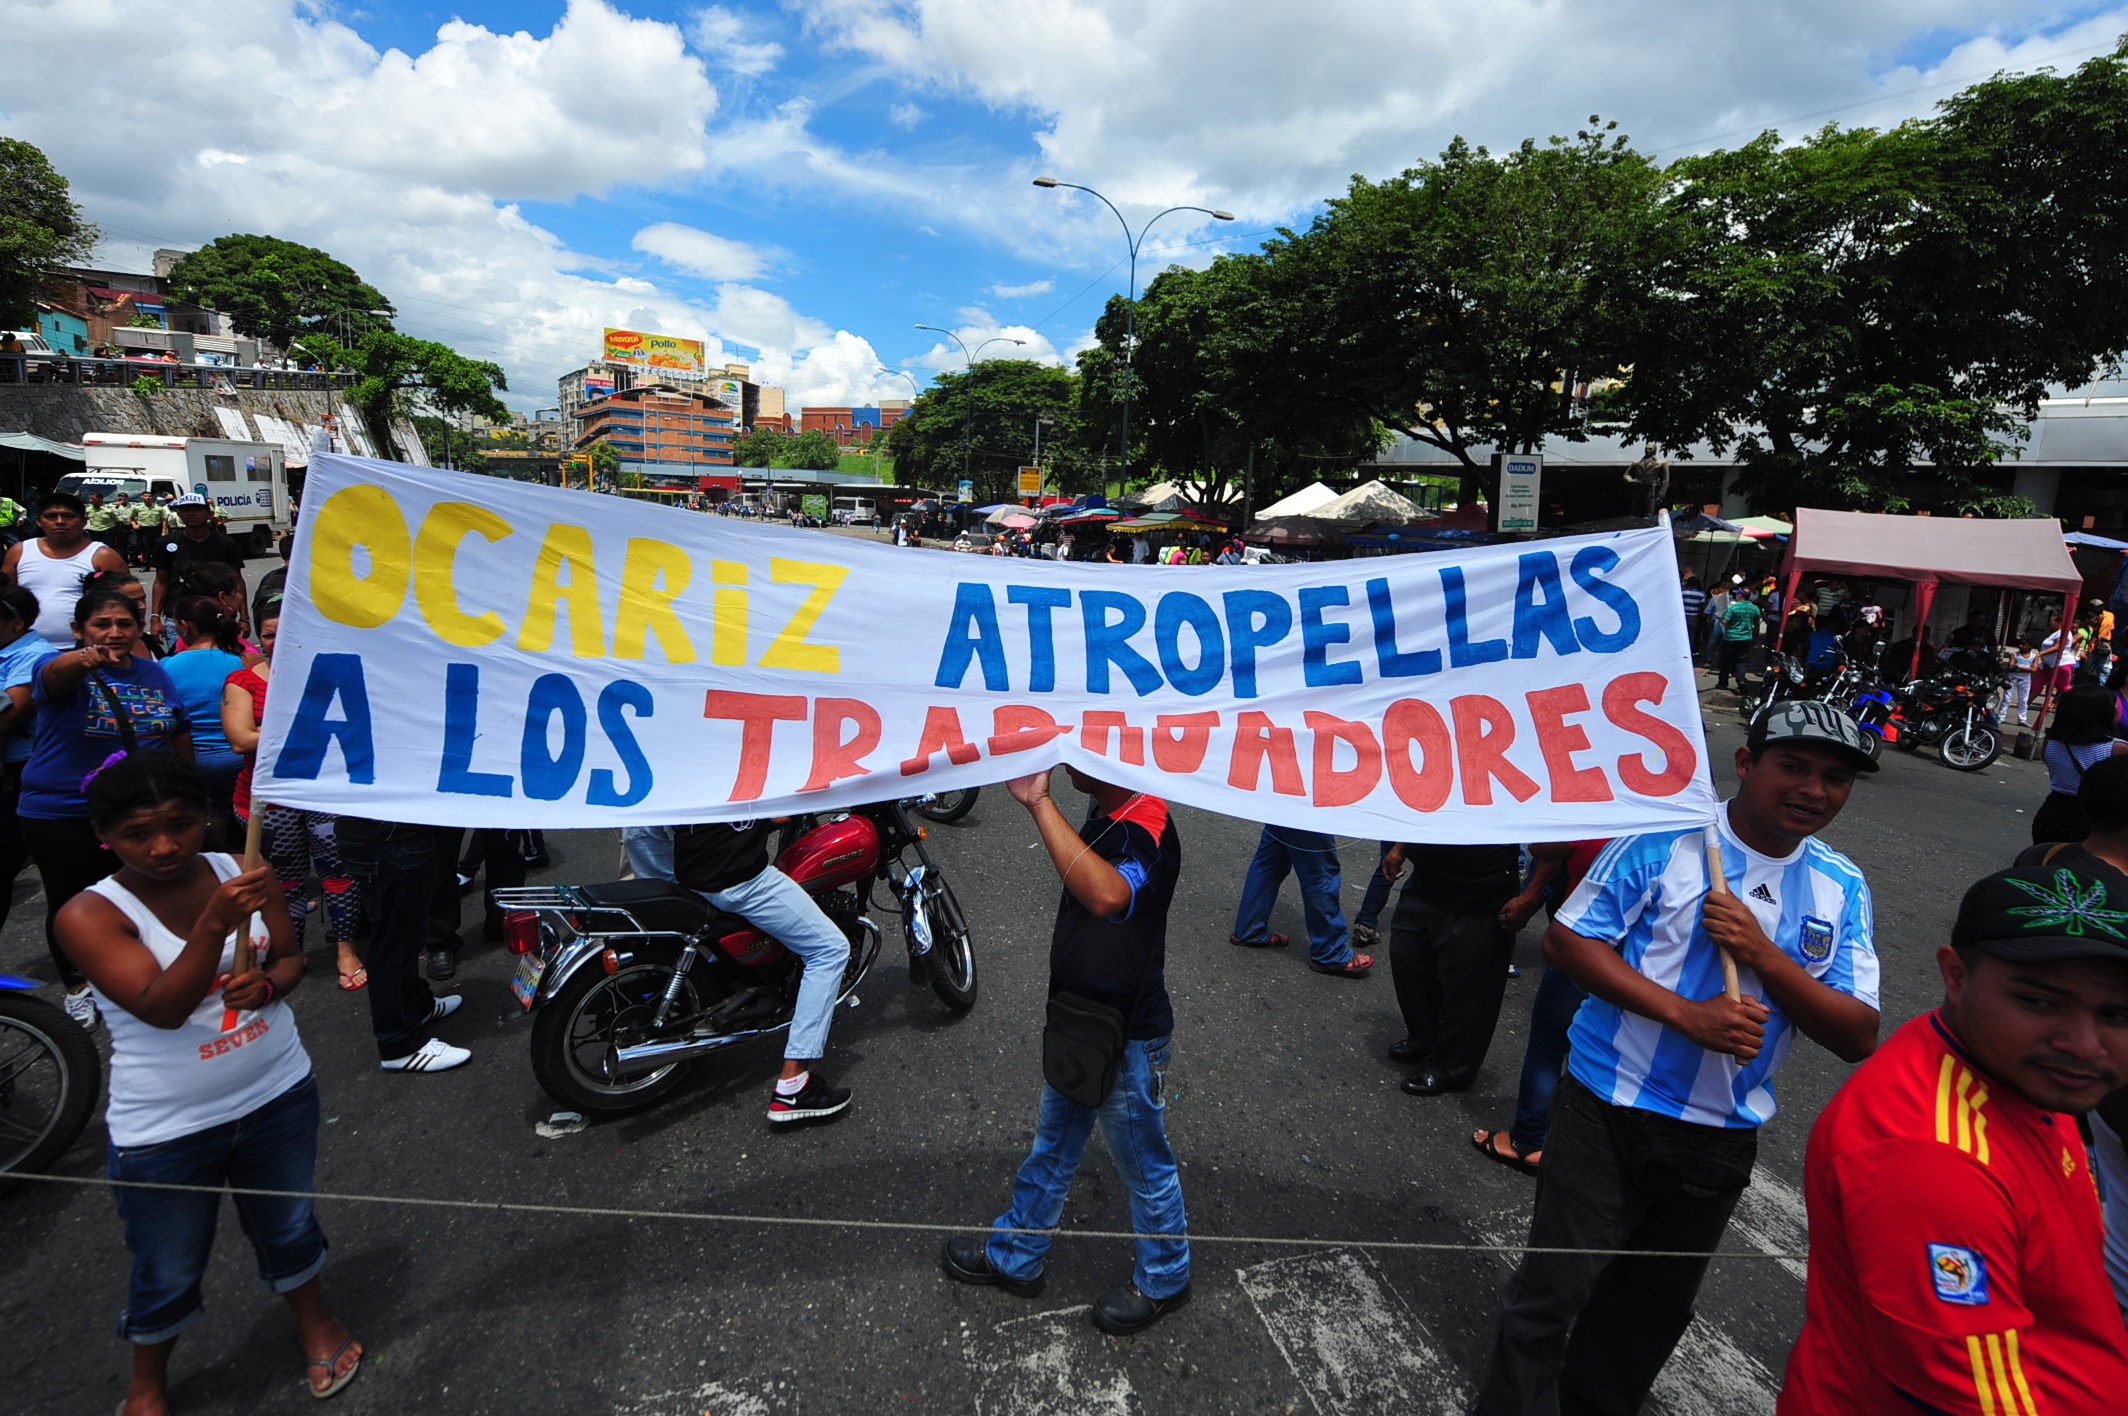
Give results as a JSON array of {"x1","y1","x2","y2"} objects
[{"x1": 1749, "y1": 883, "x2": 1777, "y2": 904}]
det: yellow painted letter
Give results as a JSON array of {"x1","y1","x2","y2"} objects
[
  {"x1": 308, "y1": 485, "x2": 410, "y2": 628},
  {"x1": 711, "y1": 561, "x2": 747, "y2": 666},
  {"x1": 759, "y1": 558, "x2": 848, "y2": 673},
  {"x1": 413, "y1": 502, "x2": 513, "y2": 646},
  {"x1": 517, "y1": 523, "x2": 606, "y2": 657},
  {"x1": 614, "y1": 538, "x2": 695, "y2": 663}
]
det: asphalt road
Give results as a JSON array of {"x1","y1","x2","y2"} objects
[{"x1": 1, "y1": 661, "x2": 2048, "y2": 1415}]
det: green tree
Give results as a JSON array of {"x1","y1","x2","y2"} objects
[
  {"x1": 166, "y1": 234, "x2": 395, "y2": 350},
  {"x1": 731, "y1": 426, "x2": 785, "y2": 466},
  {"x1": 1271, "y1": 121, "x2": 1674, "y2": 509},
  {"x1": 307, "y1": 331, "x2": 507, "y2": 463},
  {"x1": 590, "y1": 441, "x2": 622, "y2": 486},
  {"x1": 411, "y1": 414, "x2": 486, "y2": 472},
  {"x1": 783, "y1": 429, "x2": 842, "y2": 471},
  {"x1": 884, "y1": 361, "x2": 1082, "y2": 500},
  {"x1": 1092, "y1": 255, "x2": 1385, "y2": 513},
  {"x1": 0, "y1": 137, "x2": 99, "y2": 328},
  {"x1": 1624, "y1": 41, "x2": 2128, "y2": 513}
]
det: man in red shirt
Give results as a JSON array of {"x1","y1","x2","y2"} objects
[{"x1": 1781, "y1": 863, "x2": 2128, "y2": 1414}]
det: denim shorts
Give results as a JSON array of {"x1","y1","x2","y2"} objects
[{"x1": 108, "y1": 1072, "x2": 328, "y2": 1344}]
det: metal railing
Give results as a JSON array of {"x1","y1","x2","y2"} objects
[{"x1": 0, "y1": 353, "x2": 357, "y2": 392}]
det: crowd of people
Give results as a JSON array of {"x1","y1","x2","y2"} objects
[{"x1": 5, "y1": 489, "x2": 2127, "y2": 1413}]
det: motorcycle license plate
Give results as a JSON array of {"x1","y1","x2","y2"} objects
[{"x1": 510, "y1": 952, "x2": 547, "y2": 1009}]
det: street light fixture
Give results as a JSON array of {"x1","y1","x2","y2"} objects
[
  {"x1": 915, "y1": 324, "x2": 986, "y2": 491},
  {"x1": 974, "y1": 336, "x2": 1027, "y2": 360},
  {"x1": 1032, "y1": 177, "x2": 1234, "y2": 488}
]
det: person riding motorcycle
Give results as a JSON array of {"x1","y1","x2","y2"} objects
[{"x1": 672, "y1": 818, "x2": 853, "y2": 1125}]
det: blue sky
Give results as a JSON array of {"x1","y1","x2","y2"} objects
[{"x1": 3, "y1": 1, "x2": 2123, "y2": 413}]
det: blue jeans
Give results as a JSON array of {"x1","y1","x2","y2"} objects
[
  {"x1": 108, "y1": 1073, "x2": 327, "y2": 1343},
  {"x1": 1353, "y1": 842, "x2": 1395, "y2": 930},
  {"x1": 700, "y1": 864, "x2": 848, "y2": 1060},
  {"x1": 1509, "y1": 966, "x2": 1588, "y2": 1155},
  {"x1": 1230, "y1": 826, "x2": 1353, "y2": 967},
  {"x1": 988, "y1": 1036, "x2": 1190, "y2": 1299},
  {"x1": 622, "y1": 825, "x2": 675, "y2": 881}
]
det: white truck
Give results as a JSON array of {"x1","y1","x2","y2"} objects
[{"x1": 60, "y1": 434, "x2": 291, "y2": 556}]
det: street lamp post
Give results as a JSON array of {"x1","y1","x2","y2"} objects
[
  {"x1": 1031, "y1": 415, "x2": 1054, "y2": 506},
  {"x1": 915, "y1": 323, "x2": 981, "y2": 493},
  {"x1": 973, "y1": 336, "x2": 1027, "y2": 360},
  {"x1": 1032, "y1": 178, "x2": 1234, "y2": 491}
]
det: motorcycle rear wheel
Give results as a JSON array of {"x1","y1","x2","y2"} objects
[
  {"x1": 914, "y1": 788, "x2": 978, "y2": 824},
  {"x1": 530, "y1": 963, "x2": 705, "y2": 1116},
  {"x1": 1938, "y1": 724, "x2": 2002, "y2": 772},
  {"x1": 919, "y1": 884, "x2": 978, "y2": 1013},
  {"x1": 0, "y1": 993, "x2": 101, "y2": 1177}
]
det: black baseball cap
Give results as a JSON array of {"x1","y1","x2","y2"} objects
[
  {"x1": 1745, "y1": 700, "x2": 1879, "y2": 773},
  {"x1": 1952, "y1": 863, "x2": 2128, "y2": 964}
]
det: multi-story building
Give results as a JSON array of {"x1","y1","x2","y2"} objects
[
  {"x1": 558, "y1": 356, "x2": 788, "y2": 436},
  {"x1": 799, "y1": 401, "x2": 910, "y2": 446},
  {"x1": 574, "y1": 383, "x2": 737, "y2": 476}
]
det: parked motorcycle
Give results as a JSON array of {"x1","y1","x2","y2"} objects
[
  {"x1": 0, "y1": 975, "x2": 101, "y2": 1177},
  {"x1": 1854, "y1": 660, "x2": 2006, "y2": 772},
  {"x1": 913, "y1": 786, "x2": 979, "y2": 824},
  {"x1": 498, "y1": 797, "x2": 977, "y2": 1116}
]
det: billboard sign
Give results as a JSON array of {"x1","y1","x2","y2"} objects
[
  {"x1": 602, "y1": 327, "x2": 705, "y2": 378},
  {"x1": 1495, "y1": 454, "x2": 1542, "y2": 533},
  {"x1": 583, "y1": 373, "x2": 615, "y2": 400},
  {"x1": 1018, "y1": 466, "x2": 1042, "y2": 496}
]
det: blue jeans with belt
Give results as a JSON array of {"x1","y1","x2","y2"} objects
[
  {"x1": 109, "y1": 1073, "x2": 327, "y2": 1343},
  {"x1": 987, "y1": 1036, "x2": 1190, "y2": 1299}
]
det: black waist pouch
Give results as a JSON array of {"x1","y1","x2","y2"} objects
[{"x1": 1042, "y1": 991, "x2": 1127, "y2": 1108}]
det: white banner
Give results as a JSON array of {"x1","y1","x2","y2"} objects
[{"x1": 257, "y1": 455, "x2": 1717, "y2": 840}]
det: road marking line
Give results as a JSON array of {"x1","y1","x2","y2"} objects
[
  {"x1": 616, "y1": 1370, "x2": 800, "y2": 1416},
  {"x1": 1653, "y1": 1319, "x2": 1780, "y2": 1416},
  {"x1": 1237, "y1": 1247, "x2": 1470, "y2": 1415},
  {"x1": 969, "y1": 1306, "x2": 1139, "y2": 1416},
  {"x1": 1731, "y1": 1171, "x2": 1811, "y2": 1284},
  {"x1": 1469, "y1": 1208, "x2": 1779, "y2": 1416}
]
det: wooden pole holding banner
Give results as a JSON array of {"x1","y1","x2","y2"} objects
[
  {"x1": 219, "y1": 807, "x2": 269, "y2": 1033},
  {"x1": 1702, "y1": 824, "x2": 1743, "y2": 1001}
]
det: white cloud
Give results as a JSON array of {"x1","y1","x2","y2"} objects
[
  {"x1": 0, "y1": 0, "x2": 905, "y2": 411},
  {"x1": 785, "y1": 0, "x2": 2128, "y2": 258},
  {"x1": 632, "y1": 222, "x2": 772, "y2": 282},
  {"x1": 989, "y1": 279, "x2": 1054, "y2": 298},
  {"x1": 889, "y1": 100, "x2": 926, "y2": 128},
  {"x1": 908, "y1": 319, "x2": 1064, "y2": 374},
  {"x1": 688, "y1": 4, "x2": 786, "y2": 76}
]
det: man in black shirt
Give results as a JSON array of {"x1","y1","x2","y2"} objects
[
  {"x1": 672, "y1": 816, "x2": 852, "y2": 1124},
  {"x1": 944, "y1": 766, "x2": 1190, "y2": 1335},
  {"x1": 1382, "y1": 842, "x2": 1531, "y2": 1095},
  {"x1": 150, "y1": 494, "x2": 249, "y2": 637}
]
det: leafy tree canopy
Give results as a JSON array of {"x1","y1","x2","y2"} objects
[
  {"x1": 784, "y1": 429, "x2": 842, "y2": 471},
  {"x1": 0, "y1": 136, "x2": 99, "y2": 329},
  {"x1": 167, "y1": 233, "x2": 395, "y2": 350},
  {"x1": 884, "y1": 361, "x2": 1083, "y2": 500},
  {"x1": 303, "y1": 331, "x2": 506, "y2": 463}
]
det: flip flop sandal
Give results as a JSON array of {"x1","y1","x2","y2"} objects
[
  {"x1": 1308, "y1": 952, "x2": 1373, "y2": 978},
  {"x1": 337, "y1": 967, "x2": 367, "y2": 992},
  {"x1": 306, "y1": 1337, "x2": 362, "y2": 1400},
  {"x1": 1470, "y1": 1128, "x2": 1541, "y2": 1176},
  {"x1": 1228, "y1": 932, "x2": 1290, "y2": 949}
]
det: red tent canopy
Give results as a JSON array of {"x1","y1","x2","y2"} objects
[{"x1": 1782, "y1": 509, "x2": 2082, "y2": 683}]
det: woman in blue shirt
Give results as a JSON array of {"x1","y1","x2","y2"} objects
[
  {"x1": 160, "y1": 596, "x2": 254, "y2": 834},
  {"x1": 21, "y1": 581, "x2": 193, "y2": 1027}
]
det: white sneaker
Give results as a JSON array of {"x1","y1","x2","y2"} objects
[
  {"x1": 429, "y1": 994, "x2": 464, "y2": 1023},
  {"x1": 63, "y1": 986, "x2": 100, "y2": 1031},
  {"x1": 379, "y1": 1038, "x2": 472, "y2": 1073}
]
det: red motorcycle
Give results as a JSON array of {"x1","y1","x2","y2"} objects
[{"x1": 498, "y1": 797, "x2": 977, "y2": 1115}]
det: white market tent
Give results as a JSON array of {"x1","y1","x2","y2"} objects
[
  {"x1": 1255, "y1": 480, "x2": 1339, "y2": 519},
  {"x1": 1314, "y1": 479, "x2": 1426, "y2": 523},
  {"x1": 1133, "y1": 479, "x2": 1243, "y2": 512}
]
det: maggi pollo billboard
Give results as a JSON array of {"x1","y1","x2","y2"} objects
[{"x1": 602, "y1": 326, "x2": 705, "y2": 377}]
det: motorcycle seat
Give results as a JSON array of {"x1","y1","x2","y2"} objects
[{"x1": 577, "y1": 880, "x2": 714, "y2": 936}]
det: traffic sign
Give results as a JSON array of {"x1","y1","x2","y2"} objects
[{"x1": 1017, "y1": 466, "x2": 1041, "y2": 496}]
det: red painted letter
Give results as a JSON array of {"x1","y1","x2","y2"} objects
[
  {"x1": 1304, "y1": 711, "x2": 1381, "y2": 807},
  {"x1": 1603, "y1": 672, "x2": 1697, "y2": 796},
  {"x1": 1526, "y1": 684, "x2": 1614, "y2": 804},
  {"x1": 1450, "y1": 694, "x2": 1541, "y2": 805},
  {"x1": 802, "y1": 697, "x2": 882, "y2": 792},
  {"x1": 1382, "y1": 699, "x2": 1453, "y2": 811},
  {"x1": 899, "y1": 705, "x2": 980, "y2": 776},
  {"x1": 702, "y1": 690, "x2": 808, "y2": 801},
  {"x1": 1227, "y1": 711, "x2": 1306, "y2": 796},
  {"x1": 1151, "y1": 712, "x2": 1221, "y2": 773},
  {"x1": 1082, "y1": 710, "x2": 1147, "y2": 764}
]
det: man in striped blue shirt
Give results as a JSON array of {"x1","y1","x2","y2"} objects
[{"x1": 1475, "y1": 701, "x2": 1882, "y2": 1415}]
